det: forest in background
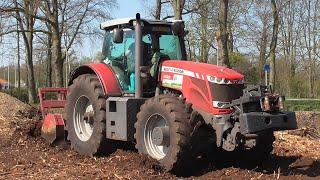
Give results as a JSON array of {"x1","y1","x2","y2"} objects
[{"x1": 0, "y1": 0, "x2": 320, "y2": 104}]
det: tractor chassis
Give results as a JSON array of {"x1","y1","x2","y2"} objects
[{"x1": 105, "y1": 97, "x2": 145, "y2": 141}]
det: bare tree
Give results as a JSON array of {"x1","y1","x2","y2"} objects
[
  {"x1": 15, "y1": 0, "x2": 38, "y2": 103},
  {"x1": 171, "y1": 0, "x2": 185, "y2": 20},
  {"x1": 46, "y1": 22, "x2": 52, "y2": 87},
  {"x1": 39, "y1": 0, "x2": 84, "y2": 87},
  {"x1": 269, "y1": 0, "x2": 279, "y2": 90},
  {"x1": 199, "y1": 0, "x2": 209, "y2": 61},
  {"x1": 301, "y1": 0, "x2": 319, "y2": 98},
  {"x1": 258, "y1": 19, "x2": 268, "y2": 83},
  {"x1": 16, "y1": 18, "x2": 21, "y2": 89},
  {"x1": 251, "y1": 1, "x2": 272, "y2": 83},
  {"x1": 39, "y1": 0, "x2": 115, "y2": 87},
  {"x1": 278, "y1": 0, "x2": 300, "y2": 96},
  {"x1": 155, "y1": 0, "x2": 162, "y2": 20},
  {"x1": 217, "y1": 0, "x2": 230, "y2": 67}
]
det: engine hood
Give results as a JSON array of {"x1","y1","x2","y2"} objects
[{"x1": 161, "y1": 60, "x2": 244, "y2": 83}]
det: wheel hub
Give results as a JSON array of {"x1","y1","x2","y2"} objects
[
  {"x1": 73, "y1": 95, "x2": 94, "y2": 142},
  {"x1": 144, "y1": 113, "x2": 170, "y2": 160},
  {"x1": 83, "y1": 112, "x2": 94, "y2": 124},
  {"x1": 152, "y1": 126, "x2": 169, "y2": 146}
]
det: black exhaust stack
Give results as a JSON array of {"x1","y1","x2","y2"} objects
[{"x1": 135, "y1": 13, "x2": 142, "y2": 98}]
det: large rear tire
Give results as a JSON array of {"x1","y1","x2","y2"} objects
[
  {"x1": 65, "y1": 74, "x2": 107, "y2": 156},
  {"x1": 134, "y1": 95, "x2": 193, "y2": 174}
]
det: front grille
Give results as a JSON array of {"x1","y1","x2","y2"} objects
[{"x1": 210, "y1": 83, "x2": 244, "y2": 102}]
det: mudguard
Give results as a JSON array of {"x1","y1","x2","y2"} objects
[{"x1": 68, "y1": 63, "x2": 122, "y2": 96}]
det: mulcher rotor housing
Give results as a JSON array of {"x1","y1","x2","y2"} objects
[{"x1": 39, "y1": 13, "x2": 297, "y2": 174}]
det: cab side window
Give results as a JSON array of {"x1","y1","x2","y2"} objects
[{"x1": 102, "y1": 29, "x2": 135, "y2": 91}]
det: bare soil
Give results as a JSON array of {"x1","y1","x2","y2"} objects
[{"x1": 0, "y1": 92, "x2": 319, "y2": 179}]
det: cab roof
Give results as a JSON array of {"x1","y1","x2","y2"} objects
[{"x1": 100, "y1": 18, "x2": 180, "y2": 30}]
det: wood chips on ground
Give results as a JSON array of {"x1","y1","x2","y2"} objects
[{"x1": 0, "y1": 92, "x2": 319, "y2": 179}]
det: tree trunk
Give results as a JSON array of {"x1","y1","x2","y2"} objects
[
  {"x1": 15, "y1": 0, "x2": 37, "y2": 103},
  {"x1": 309, "y1": 0, "x2": 318, "y2": 98},
  {"x1": 46, "y1": 33, "x2": 52, "y2": 87},
  {"x1": 172, "y1": 0, "x2": 185, "y2": 20},
  {"x1": 155, "y1": 0, "x2": 161, "y2": 20},
  {"x1": 259, "y1": 22, "x2": 268, "y2": 83},
  {"x1": 217, "y1": 0, "x2": 230, "y2": 67},
  {"x1": 51, "y1": 0, "x2": 64, "y2": 87},
  {"x1": 269, "y1": 0, "x2": 279, "y2": 90},
  {"x1": 227, "y1": 24, "x2": 234, "y2": 54},
  {"x1": 16, "y1": 20, "x2": 21, "y2": 90},
  {"x1": 200, "y1": 3, "x2": 209, "y2": 62},
  {"x1": 25, "y1": 31, "x2": 36, "y2": 103},
  {"x1": 52, "y1": 28, "x2": 63, "y2": 87}
]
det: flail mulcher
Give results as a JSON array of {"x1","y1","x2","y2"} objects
[{"x1": 39, "y1": 14, "x2": 297, "y2": 174}]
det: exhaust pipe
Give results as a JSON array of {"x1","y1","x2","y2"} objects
[{"x1": 135, "y1": 13, "x2": 142, "y2": 98}]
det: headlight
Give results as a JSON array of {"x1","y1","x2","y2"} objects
[
  {"x1": 213, "y1": 101, "x2": 230, "y2": 108},
  {"x1": 216, "y1": 77, "x2": 223, "y2": 83},
  {"x1": 207, "y1": 75, "x2": 243, "y2": 85},
  {"x1": 278, "y1": 96, "x2": 285, "y2": 109}
]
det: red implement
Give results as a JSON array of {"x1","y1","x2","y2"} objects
[{"x1": 38, "y1": 88, "x2": 68, "y2": 144}]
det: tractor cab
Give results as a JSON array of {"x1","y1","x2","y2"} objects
[{"x1": 100, "y1": 15, "x2": 187, "y2": 95}]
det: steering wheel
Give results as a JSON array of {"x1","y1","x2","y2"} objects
[{"x1": 109, "y1": 56, "x2": 127, "y2": 69}]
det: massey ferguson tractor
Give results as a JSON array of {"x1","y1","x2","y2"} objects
[{"x1": 39, "y1": 14, "x2": 297, "y2": 174}]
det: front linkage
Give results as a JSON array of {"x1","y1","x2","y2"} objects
[{"x1": 212, "y1": 85, "x2": 297, "y2": 152}]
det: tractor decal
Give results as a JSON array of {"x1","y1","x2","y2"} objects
[
  {"x1": 161, "y1": 66, "x2": 195, "y2": 77},
  {"x1": 161, "y1": 65, "x2": 243, "y2": 85},
  {"x1": 162, "y1": 74, "x2": 184, "y2": 89}
]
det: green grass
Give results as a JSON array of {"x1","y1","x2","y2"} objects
[{"x1": 285, "y1": 100, "x2": 320, "y2": 111}]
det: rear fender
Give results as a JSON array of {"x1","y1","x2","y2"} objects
[{"x1": 68, "y1": 63, "x2": 122, "y2": 95}]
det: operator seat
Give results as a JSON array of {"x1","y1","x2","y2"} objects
[
  {"x1": 127, "y1": 41, "x2": 152, "y2": 73},
  {"x1": 150, "y1": 52, "x2": 170, "y2": 78},
  {"x1": 142, "y1": 52, "x2": 170, "y2": 96}
]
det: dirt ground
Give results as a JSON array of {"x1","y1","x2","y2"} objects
[{"x1": 0, "y1": 92, "x2": 320, "y2": 179}]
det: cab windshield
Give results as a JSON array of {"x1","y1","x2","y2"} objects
[
  {"x1": 102, "y1": 29, "x2": 183, "y2": 62},
  {"x1": 101, "y1": 27, "x2": 183, "y2": 91}
]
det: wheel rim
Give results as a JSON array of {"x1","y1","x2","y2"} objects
[
  {"x1": 144, "y1": 113, "x2": 170, "y2": 160},
  {"x1": 73, "y1": 95, "x2": 94, "y2": 142}
]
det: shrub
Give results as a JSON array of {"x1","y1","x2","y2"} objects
[{"x1": 1, "y1": 88, "x2": 29, "y2": 103}]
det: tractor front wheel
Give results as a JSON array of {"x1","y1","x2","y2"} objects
[
  {"x1": 65, "y1": 74, "x2": 107, "y2": 156},
  {"x1": 244, "y1": 131, "x2": 275, "y2": 163},
  {"x1": 134, "y1": 95, "x2": 193, "y2": 174}
]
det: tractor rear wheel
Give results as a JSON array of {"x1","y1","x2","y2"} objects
[
  {"x1": 65, "y1": 74, "x2": 107, "y2": 156},
  {"x1": 134, "y1": 95, "x2": 193, "y2": 174}
]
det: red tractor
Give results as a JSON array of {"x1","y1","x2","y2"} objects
[{"x1": 39, "y1": 14, "x2": 297, "y2": 173}]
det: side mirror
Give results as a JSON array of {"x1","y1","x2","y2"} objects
[
  {"x1": 113, "y1": 28, "x2": 124, "y2": 43},
  {"x1": 171, "y1": 21, "x2": 185, "y2": 36}
]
